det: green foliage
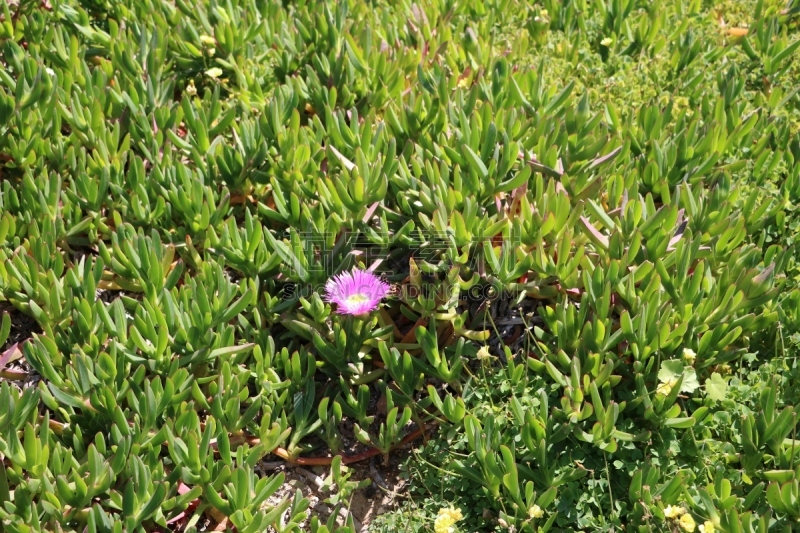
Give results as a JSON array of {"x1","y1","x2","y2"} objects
[{"x1": 0, "y1": 0, "x2": 799, "y2": 531}]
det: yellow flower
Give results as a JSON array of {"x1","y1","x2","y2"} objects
[
  {"x1": 664, "y1": 505, "x2": 685, "y2": 519},
  {"x1": 683, "y1": 348, "x2": 697, "y2": 365},
  {"x1": 679, "y1": 513, "x2": 696, "y2": 532},
  {"x1": 199, "y1": 35, "x2": 216, "y2": 46},
  {"x1": 477, "y1": 346, "x2": 492, "y2": 360},
  {"x1": 528, "y1": 504, "x2": 544, "y2": 519},
  {"x1": 601, "y1": 37, "x2": 613, "y2": 47},
  {"x1": 698, "y1": 521, "x2": 714, "y2": 533},
  {"x1": 185, "y1": 80, "x2": 197, "y2": 96},
  {"x1": 205, "y1": 68, "x2": 223, "y2": 79},
  {"x1": 434, "y1": 507, "x2": 463, "y2": 533},
  {"x1": 657, "y1": 378, "x2": 679, "y2": 397}
]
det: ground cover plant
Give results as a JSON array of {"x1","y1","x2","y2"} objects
[{"x1": 1, "y1": 0, "x2": 800, "y2": 531}]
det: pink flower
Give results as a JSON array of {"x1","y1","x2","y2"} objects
[{"x1": 324, "y1": 269, "x2": 391, "y2": 315}]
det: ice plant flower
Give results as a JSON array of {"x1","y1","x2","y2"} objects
[
  {"x1": 664, "y1": 505, "x2": 685, "y2": 519},
  {"x1": 679, "y1": 513, "x2": 696, "y2": 532},
  {"x1": 205, "y1": 67, "x2": 223, "y2": 78},
  {"x1": 683, "y1": 348, "x2": 697, "y2": 365},
  {"x1": 185, "y1": 80, "x2": 197, "y2": 96},
  {"x1": 325, "y1": 269, "x2": 391, "y2": 315},
  {"x1": 434, "y1": 507, "x2": 463, "y2": 533},
  {"x1": 698, "y1": 521, "x2": 714, "y2": 533},
  {"x1": 528, "y1": 504, "x2": 544, "y2": 519},
  {"x1": 657, "y1": 378, "x2": 679, "y2": 397}
]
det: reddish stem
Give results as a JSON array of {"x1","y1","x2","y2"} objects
[{"x1": 264, "y1": 425, "x2": 429, "y2": 466}]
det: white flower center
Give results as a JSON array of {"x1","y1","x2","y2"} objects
[{"x1": 346, "y1": 293, "x2": 369, "y2": 304}]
